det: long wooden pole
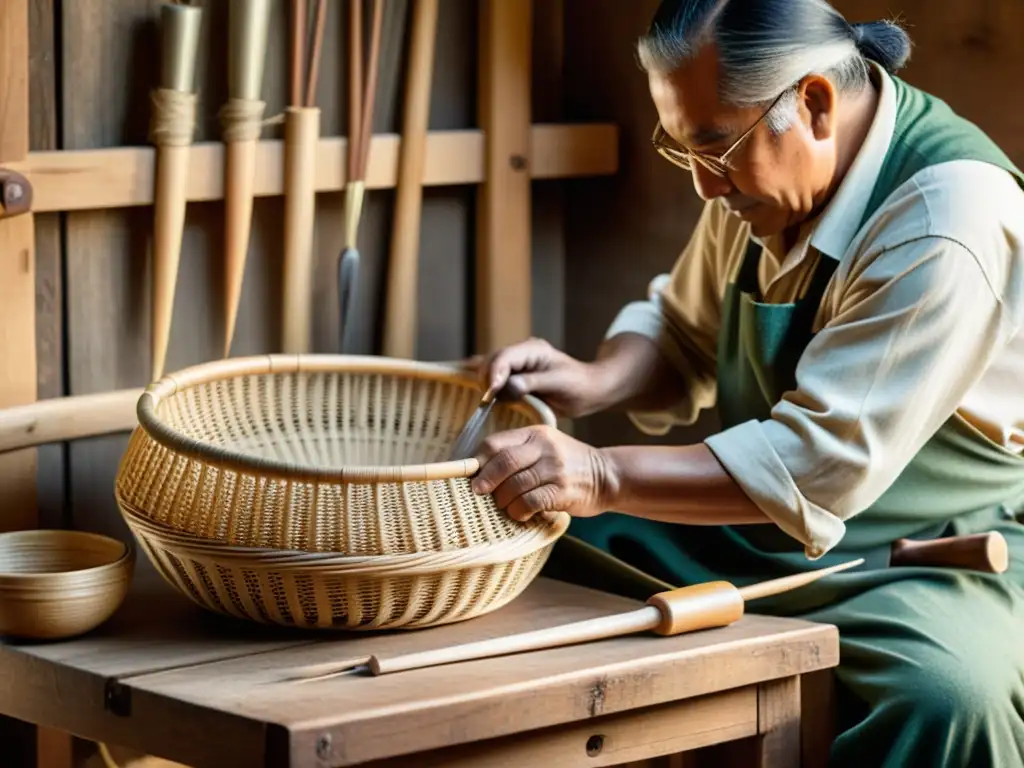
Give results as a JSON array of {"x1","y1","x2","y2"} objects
[
  {"x1": 149, "y1": 2, "x2": 202, "y2": 382},
  {"x1": 381, "y1": 0, "x2": 440, "y2": 360},
  {"x1": 222, "y1": 0, "x2": 272, "y2": 358},
  {"x1": 475, "y1": 0, "x2": 533, "y2": 355},
  {"x1": 367, "y1": 559, "x2": 865, "y2": 676},
  {"x1": 0, "y1": 0, "x2": 37, "y2": 532},
  {"x1": 0, "y1": 4, "x2": 74, "y2": 766}
]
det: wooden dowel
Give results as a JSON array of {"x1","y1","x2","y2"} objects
[
  {"x1": 358, "y1": 0, "x2": 385, "y2": 179},
  {"x1": 290, "y1": 0, "x2": 306, "y2": 108},
  {"x1": 736, "y1": 558, "x2": 864, "y2": 602},
  {"x1": 382, "y1": 0, "x2": 440, "y2": 359},
  {"x1": 366, "y1": 558, "x2": 865, "y2": 676},
  {"x1": 371, "y1": 606, "x2": 662, "y2": 675},
  {"x1": 281, "y1": 107, "x2": 321, "y2": 354},
  {"x1": 304, "y1": 0, "x2": 328, "y2": 107}
]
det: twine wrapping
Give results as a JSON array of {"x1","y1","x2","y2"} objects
[
  {"x1": 148, "y1": 88, "x2": 198, "y2": 147},
  {"x1": 218, "y1": 97, "x2": 284, "y2": 142}
]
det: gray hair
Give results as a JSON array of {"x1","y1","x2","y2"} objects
[{"x1": 637, "y1": 0, "x2": 912, "y2": 134}]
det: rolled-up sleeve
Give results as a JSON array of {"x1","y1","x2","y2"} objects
[{"x1": 705, "y1": 233, "x2": 1017, "y2": 558}]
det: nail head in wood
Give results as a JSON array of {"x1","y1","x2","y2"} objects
[
  {"x1": 0, "y1": 169, "x2": 32, "y2": 218},
  {"x1": 509, "y1": 154, "x2": 528, "y2": 171}
]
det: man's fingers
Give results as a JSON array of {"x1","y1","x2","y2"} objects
[
  {"x1": 485, "y1": 338, "x2": 553, "y2": 392},
  {"x1": 490, "y1": 457, "x2": 559, "y2": 510},
  {"x1": 506, "y1": 486, "x2": 561, "y2": 523},
  {"x1": 471, "y1": 433, "x2": 544, "y2": 495}
]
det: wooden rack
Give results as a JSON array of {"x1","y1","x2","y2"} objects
[{"x1": 0, "y1": 0, "x2": 618, "y2": 765}]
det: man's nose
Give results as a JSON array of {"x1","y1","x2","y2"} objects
[{"x1": 691, "y1": 162, "x2": 733, "y2": 200}]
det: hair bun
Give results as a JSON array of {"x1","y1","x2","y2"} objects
[{"x1": 851, "y1": 20, "x2": 912, "y2": 74}]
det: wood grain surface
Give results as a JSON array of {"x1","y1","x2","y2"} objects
[{"x1": 0, "y1": 575, "x2": 837, "y2": 768}]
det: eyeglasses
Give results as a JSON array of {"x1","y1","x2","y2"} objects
[{"x1": 652, "y1": 89, "x2": 790, "y2": 177}]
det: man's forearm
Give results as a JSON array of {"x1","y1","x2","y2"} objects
[
  {"x1": 590, "y1": 333, "x2": 691, "y2": 414},
  {"x1": 596, "y1": 442, "x2": 771, "y2": 526}
]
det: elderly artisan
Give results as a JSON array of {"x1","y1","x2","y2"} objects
[{"x1": 468, "y1": 1, "x2": 1024, "y2": 766}]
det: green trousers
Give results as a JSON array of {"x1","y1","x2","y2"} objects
[
  {"x1": 807, "y1": 518, "x2": 1024, "y2": 767},
  {"x1": 546, "y1": 517, "x2": 1024, "y2": 767}
]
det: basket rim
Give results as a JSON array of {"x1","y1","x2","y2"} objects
[{"x1": 135, "y1": 354, "x2": 559, "y2": 483}]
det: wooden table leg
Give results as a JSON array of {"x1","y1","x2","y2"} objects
[{"x1": 756, "y1": 676, "x2": 802, "y2": 767}]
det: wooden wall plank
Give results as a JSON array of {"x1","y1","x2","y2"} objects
[
  {"x1": 0, "y1": 0, "x2": 38, "y2": 535},
  {"x1": 29, "y1": 0, "x2": 65, "y2": 533},
  {"x1": 0, "y1": 0, "x2": 30, "y2": 161},
  {"x1": 475, "y1": 0, "x2": 533, "y2": 354},
  {"x1": 530, "y1": 0, "x2": 566, "y2": 352}
]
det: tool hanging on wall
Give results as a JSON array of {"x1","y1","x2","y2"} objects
[
  {"x1": 149, "y1": 1, "x2": 203, "y2": 382},
  {"x1": 221, "y1": 0, "x2": 272, "y2": 358},
  {"x1": 381, "y1": 0, "x2": 440, "y2": 360},
  {"x1": 338, "y1": 0, "x2": 384, "y2": 355},
  {"x1": 281, "y1": 0, "x2": 328, "y2": 354}
]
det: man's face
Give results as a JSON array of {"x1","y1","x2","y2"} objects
[{"x1": 648, "y1": 43, "x2": 839, "y2": 238}]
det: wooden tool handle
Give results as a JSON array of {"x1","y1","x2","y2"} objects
[
  {"x1": 381, "y1": 0, "x2": 440, "y2": 359},
  {"x1": 891, "y1": 532, "x2": 1009, "y2": 574},
  {"x1": 645, "y1": 581, "x2": 744, "y2": 636},
  {"x1": 370, "y1": 605, "x2": 662, "y2": 676},
  {"x1": 223, "y1": 138, "x2": 258, "y2": 356},
  {"x1": 281, "y1": 106, "x2": 320, "y2": 354}
]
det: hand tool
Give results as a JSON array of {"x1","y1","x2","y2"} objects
[
  {"x1": 337, "y1": 0, "x2": 384, "y2": 356},
  {"x1": 221, "y1": 0, "x2": 272, "y2": 357},
  {"x1": 447, "y1": 378, "x2": 528, "y2": 460},
  {"x1": 149, "y1": 1, "x2": 202, "y2": 382}
]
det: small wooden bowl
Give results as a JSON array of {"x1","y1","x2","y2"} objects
[{"x1": 0, "y1": 530, "x2": 134, "y2": 640}]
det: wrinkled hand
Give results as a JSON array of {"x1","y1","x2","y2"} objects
[
  {"x1": 461, "y1": 337, "x2": 611, "y2": 419},
  {"x1": 470, "y1": 425, "x2": 614, "y2": 522}
]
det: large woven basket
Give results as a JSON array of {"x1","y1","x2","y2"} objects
[{"x1": 113, "y1": 354, "x2": 569, "y2": 630}]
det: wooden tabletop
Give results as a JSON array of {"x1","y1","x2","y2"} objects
[{"x1": 0, "y1": 570, "x2": 838, "y2": 768}]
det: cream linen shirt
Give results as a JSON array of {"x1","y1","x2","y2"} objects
[{"x1": 605, "y1": 65, "x2": 1024, "y2": 559}]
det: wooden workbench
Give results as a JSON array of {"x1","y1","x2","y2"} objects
[{"x1": 0, "y1": 571, "x2": 837, "y2": 767}]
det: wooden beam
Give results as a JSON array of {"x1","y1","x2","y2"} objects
[
  {"x1": 0, "y1": 1, "x2": 29, "y2": 162},
  {"x1": 0, "y1": 0, "x2": 37, "y2": 533},
  {"x1": 10, "y1": 124, "x2": 618, "y2": 214},
  {"x1": 475, "y1": 0, "x2": 533, "y2": 354}
]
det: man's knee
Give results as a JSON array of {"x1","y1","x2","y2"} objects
[{"x1": 892, "y1": 652, "x2": 1014, "y2": 730}]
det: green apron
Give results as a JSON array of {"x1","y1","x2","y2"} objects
[{"x1": 544, "y1": 75, "x2": 1024, "y2": 767}]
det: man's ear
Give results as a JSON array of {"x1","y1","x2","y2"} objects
[{"x1": 798, "y1": 74, "x2": 837, "y2": 140}]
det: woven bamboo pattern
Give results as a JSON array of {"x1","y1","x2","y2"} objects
[{"x1": 114, "y1": 354, "x2": 569, "y2": 630}]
